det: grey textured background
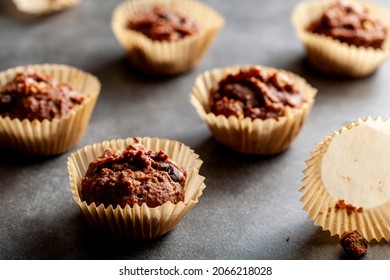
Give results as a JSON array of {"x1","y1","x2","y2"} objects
[{"x1": 1, "y1": 0, "x2": 390, "y2": 259}]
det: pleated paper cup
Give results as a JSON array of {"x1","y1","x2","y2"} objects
[
  {"x1": 0, "y1": 64, "x2": 100, "y2": 155},
  {"x1": 301, "y1": 117, "x2": 390, "y2": 242},
  {"x1": 190, "y1": 65, "x2": 317, "y2": 155},
  {"x1": 68, "y1": 137, "x2": 205, "y2": 239},
  {"x1": 111, "y1": 0, "x2": 225, "y2": 76},
  {"x1": 292, "y1": 0, "x2": 390, "y2": 77},
  {"x1": 13, "y1": 0, "x2": 80, "y2": 15}
]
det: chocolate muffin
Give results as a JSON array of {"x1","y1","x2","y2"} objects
[
  {"x1": 81, "y1": 143, "x2": 186, "y2": 208},
  {"x1": 209, "y1": 66, "x2": 303, "y2": 120},
  {"x1": 191, "y1": 65, "x2": 316, "y2": 154},
  {"x1": 0, "y1": 68, "x2": 84, "y2": 121},
  {"x1": 307, "y1": 0, "x2": 387, "y2": 49},
  {"x1": 127, "y1": 5, "x2": 199, "y2": 42}
]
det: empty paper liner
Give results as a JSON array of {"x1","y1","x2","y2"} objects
[
  {"x1": 13, "y1": 0, "x2": 80, "y2": 15},
  {"x1": 301, "y1": 117, "x2": 390, "y2": 242}
]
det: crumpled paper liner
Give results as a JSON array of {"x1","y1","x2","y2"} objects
[
  {"x1": 301, "y1": 117, "x2": 390, "y2": 242},
  {"x1": 68, "y1": 137, "x2": 206, "y2": 239},
  {"x1": 292, "y1": 0, "x2": 390, "y2": 77},
  {"x1": 0, "y1": 64, "x2": 100, "y2": 155},
  {"x1": 190, "y1": 65, "x2": 317, "y2": 155},
  {"x1": 13, "y1": 0, "x2": 80, "y2": 15},
  {"x1": 111, "y1": 0, "x2": 225, "y2": 76}
]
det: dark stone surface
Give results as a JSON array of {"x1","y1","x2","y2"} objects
[{"x1": 0, "y1": 0, "x2": 390, "y2": 259}]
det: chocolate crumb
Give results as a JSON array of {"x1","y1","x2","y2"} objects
[
  {"x1": 340, "y1": 230, "x2": 368, "y2": 258},
  {"x1": 286, "y1": 234, "x2": 291, "y2": 242},
  {"x1": 335, "y1": 199, "x2": 363, "y2": 215}
]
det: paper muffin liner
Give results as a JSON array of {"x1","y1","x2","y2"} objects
[
  {"x1": 292, "y1": 0, "x2": 390, "y2": 77},
  {"x1": 301, "y1": 117, "x2": 390, "y2": 242},
  {"x1": 190, "y1": 65, "x2": 317, "y2": 155},
  {"x1": 111, "y1": 0, "x2": 225, "y2": 76},
  {"x1": 13, "y1": 0, "x2": 80, "y2": 15},
  {"x1": 0, "y1": 64, "x2": 100, "y2": 155},
  {"x1": 68, "y1": 137, "x2": 206, "y2": 239}
]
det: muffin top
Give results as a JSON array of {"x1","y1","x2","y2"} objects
[
  {"x1": 0, "y1": 68, "x2": 84, "y2": 121},
  {"x1": 127, "y1": 5, "x2": 199, "y2": 41},
  {"x1": 81, "y1": 143, "x2": 186, "y2": 208},
  {"x1": 209, "y1": 67, "x2": 303, "y2": 120},
  {"x1": 307, "y1": 0, "x2": 387, "y2": 49}
]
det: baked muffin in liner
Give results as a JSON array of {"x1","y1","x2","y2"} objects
[
  {"x1": 190, "y1": 65, "x2": 317, "y2": 155},
  {"x1": 68, "y1": 137, "x2": 205, "y2": 239},
  {"x1": 292, "y1": 0, "x2": 390, "y2": 77},
  {"x1": 301, "y1": 117, "x2": 390, "y2": 242},
  {"x1": 0, "y1": 64, "x2": 100, "y2": 155},
  {"x1": 13, "y1": 0, "x2": 80, "y2": 15},
  {"x1": 111, "y1": 0, "x2": 225, "y2": 76}
]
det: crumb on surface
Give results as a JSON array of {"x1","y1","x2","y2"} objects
[{"x1": 340, "y1": 230, "x2": 368, "y2": 258}]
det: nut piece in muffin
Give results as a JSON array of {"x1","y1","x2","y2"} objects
[
  {"x1": 209, "y1": 66, "x2": 303, "y2": 121},
  {"x1": 127, "y1": 5, "x2": 199, "y2": 42},
  {"x1": 0, "y1": 68, "x2": 84, "y2": 121},
  {"x1": 307, "y1": 0, "x2": 387, "y2": 49},
  {"x1": 81, "y1": 143, "x2": 186, "y2": 208},
  {"x1": 340, "y1": 230, "x2": 368, "y2": 258}
]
